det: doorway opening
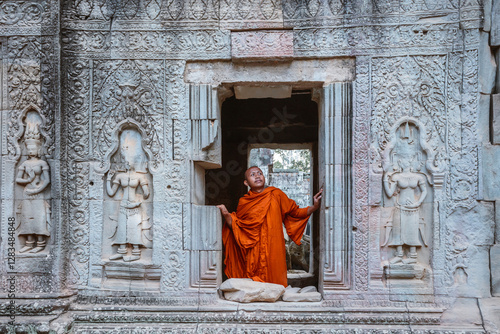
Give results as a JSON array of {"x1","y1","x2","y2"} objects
[{"x1": 205, "y1": 89, "x2": 319, "y2": 287}]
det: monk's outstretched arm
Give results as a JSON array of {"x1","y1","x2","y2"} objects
[
  {"x1": 306, "y1": 188, "x2": 323, "y2": 215},
  {"x1": 216, "y1": 204, "x2": 233, "y2": 229}
]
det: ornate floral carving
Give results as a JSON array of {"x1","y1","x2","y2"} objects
[
  {"x1": 162, "y1": 203, "x2": 183, "y2": 250},
  {"x1": 445, "y1": 51, "x2": 479, "y2": 215},
  {"x1": 352, "y1": 57, "x2": 371, "y2": 291},
  {"x1": 92, "y1": 59, "x2": 164, "y2": 172},
  {"x1": 231, "y1": 30, "x2": 293, "y2": 60},
  {"x1": 284, "y1": 0, "x2": 460, "y2": 22},
  {"x1": 162, "y1": 251, "x2": 186, "y2": 291},
  {"x1": 0, "y1": 1, "x2": 49, "y2": 26},
  {"x1": 294, "y1": 24, "x2": 465, "y2": 57},
  {"x1": 61, "y1": 30, "x2": 230, "y2": 58},
  {"x1": 173, "y1": 119, "x2": 189, "y2": 160},
  {"x1": 60, "y1": 56, "x2": 91, "y2": 289},
  {"x1": 66, "y1": 161, "x2": 91, "y2": 287},
  {"x1": 61, "y1": 30, "x2": 111, "y2": 54},
  {"x1": 371, "y1": 56, "x2": 447, "y2": 170},
  {"x1": 62, "y1": 0, "x2": 115, "y2": 21},
  {"x1": 70, "y1": 310, "x2": 441, "y2": 326},
  {"x1": 0, "y1": 301, "x2": 55, "y2": 315},
  {"x1": 63, "y1": 59, "x2": 91, "y2": 161},
  {"x1": 443, "y1": 228, "x2": 469, "y2": 287},
  {"x1": 7, "y1": 36, "x2": 55, "y2": 159},
  {"x1": 219, "y1": 0, "x2": 281, "y2": 23},
  {"x1": 166, "y1": 61, "x2": 187, "y2": 120}
]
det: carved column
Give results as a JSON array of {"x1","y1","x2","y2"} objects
[
  {"x1": 190, "y1": 84, "x2": 221, "y2": 166},
  {"x1": 317, "y1": 82, "x2": 352, "y2": 292},
  {"x1": 188, "y1": 84, "x2": 222, "y2": 290}
]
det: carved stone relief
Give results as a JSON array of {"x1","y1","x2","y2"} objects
[
  {"x1": 0, "y1": 1, "x2": 49, "y2": 26},
  {"x1": 445, "y1": 50, "x2": 479, "y2": 215},
  {"x1": 352, "y1": 56, "x2": 371, "y2": 291},
  {"x1": 92, "y1": 59, "x2": 164, "y2": 173},
  {"x1": 62, "y1": 57, "x2": 91, "y2": 288},
  {"x1": 103, "y1": 127, "x2": 153, "y2": 263},
  {"x1": 61, "y1": 30, "x2": 231, "y2": 59},
  {"x1": 231, "y1": 30, "x2": 293, "y2": 61},
  {"x1": 380, "y1": 121, "x2": 435, "y2": 280},
  {"x1": 15, "y1": 110, "x2": 51, "y2": 254},
  {"x1": 1, "y1": 0, "x2": 495, "y2": 331},
  {"x1": 7, "y1": 36, "x2": 55, "y2": 159}
]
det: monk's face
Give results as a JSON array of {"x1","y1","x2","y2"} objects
[{"x1": 244, "y1": 167, "x2": 265, "y2": 192}]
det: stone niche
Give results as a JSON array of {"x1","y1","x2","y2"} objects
[
  {"x1": 86, "y1": 118, "x2": 163, "y2": 291},
  {"x1": 14, "y1": 109, "x2": 53, "y2": 257},
  {"x1": 100, "y1": 125, "x2": 158, "y2": 290},
  {"x1": 378, "y1": 120, "x2": 444, "y2": 297}
]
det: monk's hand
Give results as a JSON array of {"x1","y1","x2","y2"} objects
[
  {"x1": 308, "y1": 188, "x2": 323, "y2": 214},
  {"x1": 216, "y1": 204, "x2": 233, "y2": 229}
]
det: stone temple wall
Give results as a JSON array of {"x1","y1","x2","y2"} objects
[{"x1": 0, "y1": 0, "x2": 499, "y2": 332}]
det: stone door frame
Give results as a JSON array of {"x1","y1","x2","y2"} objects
[{"x1": 185, "y1": 59, "x2": 354, "y2": 294}]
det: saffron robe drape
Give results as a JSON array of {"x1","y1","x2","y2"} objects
[{"x1": 222, "y1": 186, "x2": 311, "y2": 287}]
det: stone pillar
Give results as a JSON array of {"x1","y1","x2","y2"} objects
[
  {"x1": 318, "y1": 82, "x2": 352, "y2": 292},
  {"x1": 487, "y1": 0, "x2": 500, "y2": 297},
  {"x1": 188, "y1": 84, "x2": 223, "y2": 291},
  {"x1": 190, "y1": 84, "x2": 221, "y2": 167}
]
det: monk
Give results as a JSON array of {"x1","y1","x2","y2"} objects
[{"x1": 217, "y1": 166, "x2": 323, "y2": 287}]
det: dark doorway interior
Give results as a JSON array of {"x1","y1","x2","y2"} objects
[{"x1": 206, "y1": 90, "x2": 319, "y2": 287}]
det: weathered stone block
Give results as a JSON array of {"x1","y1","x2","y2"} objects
[
  {"x1": 478, "y1": 94, "x2": 491, "y2": 145},
  {"x1": 190, "y1": 250, "x2": 220, "y2": 289},
  {"x1": 220, "y1": 278, "x2": 285, "y2": 303},
  {"x1": 492, "y1": 0, "x2": 500, "y2": 46},
  {"x1": 497, "y1": 51, "x2": 500, "y2": 93},
  {"x1": 234, "y1": 85, "x2": 292, "y2": 99},
  {"x1": 485, "y1": 0, "x2": 493, "y2": 32},
  {"x1": 479, "y1": 32, "x2": 497, "y2": 94},
  {"x1": 482, "y1": 144, "x2": 500, "y2": 198},
  {"x1": 479, "y1": 297, "x2": 500, "y2": 332},
  {"x1": 282, "y1": 285, "x2": 322, "y2": 302},
  {"x1": 492, "y1": 245, "x2": 500, "y2": 296},
  {"x1": 184, "y1": 59, "x2": 355, "y2": 86},
  {"x1": 441, "y1": 298, "x2": 483, "y2": 326}
]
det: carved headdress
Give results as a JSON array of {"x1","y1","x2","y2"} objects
[{"x1": 24, "y1": 123, "x2": 42, "y2": 147}]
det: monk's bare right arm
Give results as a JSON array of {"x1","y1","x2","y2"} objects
[
  {"x1": 306, "y1": 188, "x2": 323, "y2": 215},
  {"x1": 216, "y1": 204, "x2": 233, "y2": 229}
]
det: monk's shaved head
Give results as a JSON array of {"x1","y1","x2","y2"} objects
[
  {"x1": 244, "y1": 166, "x2": 266, "y2": 192},
  {"x1": 244, "y1": 166, "x2": 262, "y2": 181}
]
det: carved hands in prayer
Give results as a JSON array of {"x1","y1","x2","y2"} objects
[
  {"x1": 217, "y1": 204, "x2": 233, "y2": 229},
  {"x1": 15, "y1": 172, "x2": 35, "y2": 185},
  {"x1": 16, "y1": 164, "x2": 50, "y2": 195},
  {"x1": 307, "y1": 188, "x2": 323, "y2": 215}
]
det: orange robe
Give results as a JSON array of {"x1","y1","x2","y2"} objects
[{"x1": 222, "y1": 186, "x2": 311, "y2": 287}]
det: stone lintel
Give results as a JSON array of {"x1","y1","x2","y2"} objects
[{"x1": 185, "y1": 59, "x2": 355, "y2": 86}]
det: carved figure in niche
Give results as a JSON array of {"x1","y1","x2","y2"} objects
[
  {"x1": 106, "y1": 129, "x2": 151, "y2": 262},
  {"x1": 381, "y1": 122, "x2": 432, "y2": 266},
  {"x1": 16, "y1": 124, "x2": 51, "y2": 253},
  {"x1": 382, "y1": 156, "x2": 428, "y2": 264}
]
